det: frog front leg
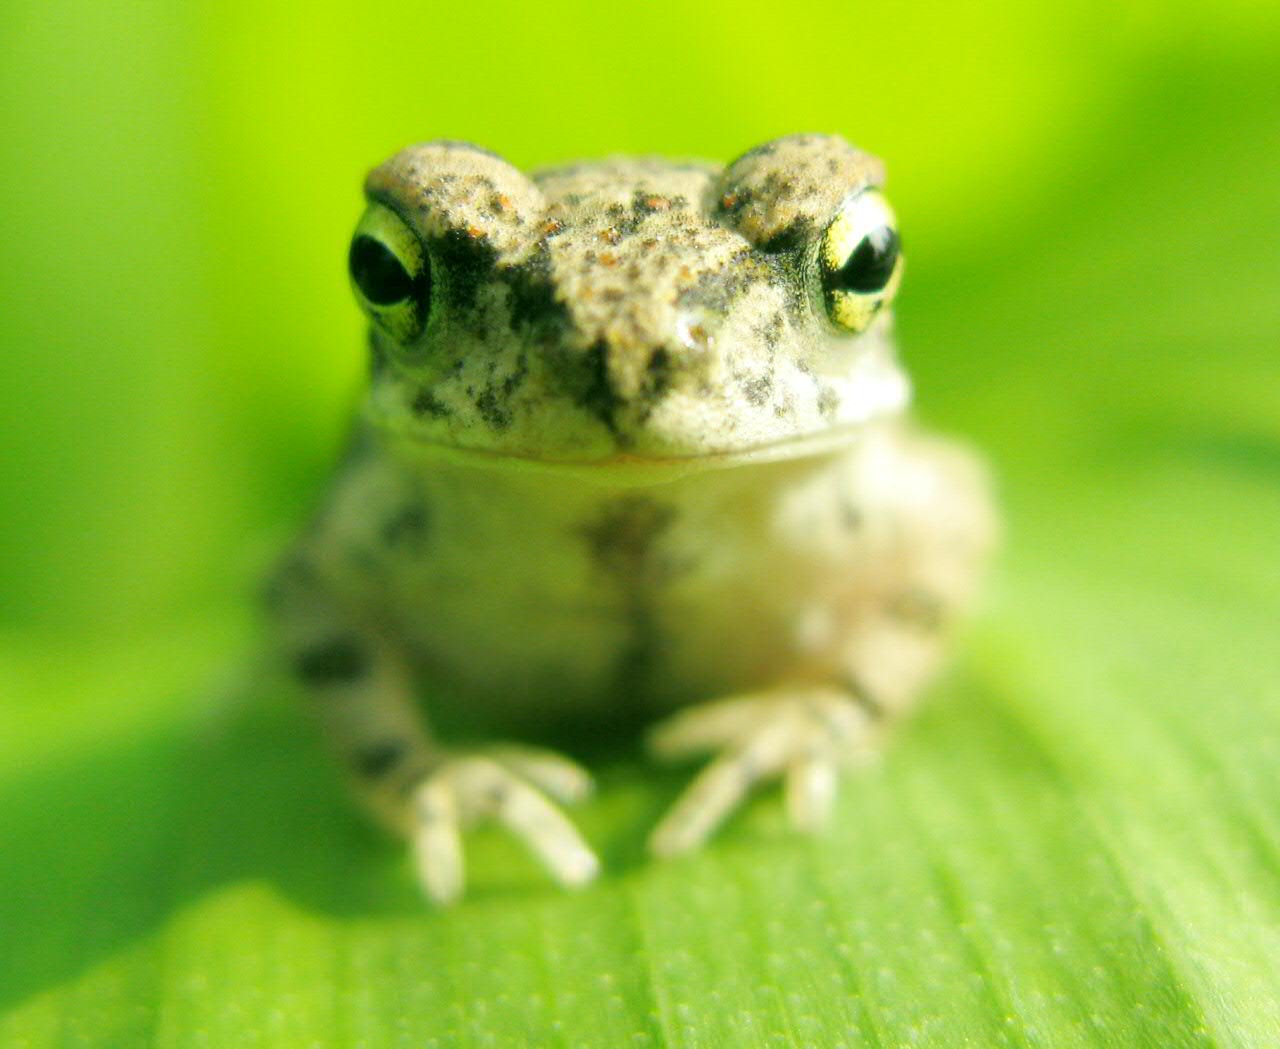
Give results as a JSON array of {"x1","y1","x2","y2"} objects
[
  {"x1": 267, "y1": 557, "x2": 599, "y2": 903},
  {"x1": 647, "y1": 433, "x2": 995, "y2": 858}
]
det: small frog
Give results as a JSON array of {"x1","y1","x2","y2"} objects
[{"x1": 267, "y1": 134, "x2": 995, "y2": 903}]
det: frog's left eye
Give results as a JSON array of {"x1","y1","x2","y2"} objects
[
  {"x1": 348, "y1": 204, "x2": 432, "y2": 343},
  {"x1": 817, "y1": 191, "x2": 902, "y2": 334}
]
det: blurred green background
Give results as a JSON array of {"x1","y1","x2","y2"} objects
[{"x1": 2, "y1": 0, "x2": 1278, "y2": 1045}]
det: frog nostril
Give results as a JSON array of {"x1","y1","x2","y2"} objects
[
  {"x1": 674, "y1": 308, "x2": 716, "y2": 354},
  {"x1": 646, "y1": 347, "x2": 674, "y2": 400}
]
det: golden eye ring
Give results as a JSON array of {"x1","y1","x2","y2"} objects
[
  {"x1": 817, "y1": 190, "x2": 902, "y2": 334},
  {"x1": 348, "y1": 204, "x2": 432, "y2": 344}
]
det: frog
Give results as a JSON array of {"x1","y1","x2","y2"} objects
[{"x1": 266, "y1": 134, "x2": 996, "y2": 904}]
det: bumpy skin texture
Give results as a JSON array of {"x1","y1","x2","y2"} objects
[{"x1": 267, "y1": 134, "x2": 995, "y2": 903}]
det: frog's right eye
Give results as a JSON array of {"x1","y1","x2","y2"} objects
[{"x1": 348, "y1": 204, "x2": 432, "y2": 343}]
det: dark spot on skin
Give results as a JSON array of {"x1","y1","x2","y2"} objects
[
  {"x1": 295, "y1": 636, "x2": 369, "y2": 686},
  {"x1": 632, "y1": 347, "x2": 675, "y2": 424},
  {"x1": 502, "y1": 353, "x2": 529, "y2": 397},
  {"x1": 741, "y1": 374, "x2": 772, "y2": 407},
  {"x1": 412, "y1": 389, "x2": 450, "y2": 418},
  {"x1": 677, "y1": 247, "x2": 784, "y2": 327},
  {"x1": 760, "y1": 221, "x2": 810, "y2": 254},
  {"x1": 579, "y1": 497, "x2": 678, "y2": 581},
  {"x1": 568, "y1": 341, "x2": 625, "y2": 436},
  {"x1": 432, "y1": 227, "x2": 498, "y2": 312},
  {"x1": 507, "y1": 248, "x2": 567, "y2": 332},
  {"x1": 382, "y1": 501, "x2": 429, "y2": 547},
  {"x1": 817, "y1": 386, "x2": 839, "y2": 419},
  {"x1": 354, "y1": 739, "x2": 406, "y2": 779},
  {"x1": 646, "y1": 347, "x2": 673, "y2": 399},
  {"x1": 605, "y1": 198, "x2": 667, "y2": 240},
  {"x1": 761, "y1": 312, "x2": 785, "y2": 348},
  {"x1": 766, "y1": 172, "x2": 796, "y2": 196},
  {"x1": 475, "y1": 386, "x2": 513, "y2": 430},
  {"x1": 578, "y1": 497, "x2": 680, "y2": 708}
]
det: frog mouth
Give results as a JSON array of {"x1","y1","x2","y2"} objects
[{"x1": 387, "y1": 423, "x2": 876, "y2": 483}]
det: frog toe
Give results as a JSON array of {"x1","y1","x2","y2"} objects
[
  {"x1": 409, "y1": 751, "x2": 599, "y2": 905},
  {"x1": 647, "y1": 686, "x2": 879, "y2": 858}
]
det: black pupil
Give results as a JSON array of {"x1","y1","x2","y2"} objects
[
  {"x1": 349, "y1": 234, "x2": 416, "y2": 305},
  {"x1": 832, "y1": 226, "x2": 899, "y2": 294}
]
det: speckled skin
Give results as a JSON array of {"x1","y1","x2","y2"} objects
[{"x1": 267, "y1": 135, "x2": 995, "y2": 901}]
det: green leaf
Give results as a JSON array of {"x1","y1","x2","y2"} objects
[{"x1": 3, "y1": 8, "x2": 1279, "y2": 1048}]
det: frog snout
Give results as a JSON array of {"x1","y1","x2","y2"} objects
[{"x1": 564, "y1": 337, "x2": 677, "y2": 437}]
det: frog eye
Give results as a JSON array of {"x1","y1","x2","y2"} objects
[
  {"x1": 817, "y1": 190, "x2": 902, "y2": 334},
  {"x1": 348, "y1": 204, "x2": 432, "y2": 343}
]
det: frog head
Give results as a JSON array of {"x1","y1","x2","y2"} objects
[{"x1": 351, "y1": 134, "x2": 910, "y2": 466}]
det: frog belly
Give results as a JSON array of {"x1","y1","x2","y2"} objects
[{"x1": 378, "y1": 447, "x2": 857, "y2": 728}]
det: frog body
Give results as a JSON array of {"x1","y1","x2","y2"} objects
[{"x1": 268, "y1": 135, "x2": 995, "y2": 902}]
